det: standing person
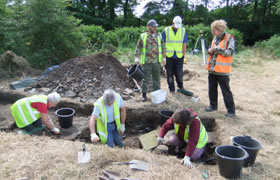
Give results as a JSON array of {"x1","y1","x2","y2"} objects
[
  {"x1": 157, "y1": 108, "x2": 208, "y2": 168},
  {"x1": 89, "y1": 89, "x2": 126, "y2": 148},
  {"x1": 162, "y1": 16, "x2": 188, "y2": 93},
  {"x1": 10, "y1": 92, "x2": 61, "y2": 135},
  {"x1": 135, "y1": 19, "x2": 166, "y2": 102},
  {"x1": 205, "y1": 19, "x2": 235, "y2": 118}
]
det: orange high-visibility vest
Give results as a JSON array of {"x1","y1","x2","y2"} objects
[{"x1": 206, "y1": 33, "x2": 233, "y2": 73}]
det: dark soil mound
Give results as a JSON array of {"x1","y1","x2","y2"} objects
[{"x1": 38, "y1": 53, "x2": 134, "y2": 101}]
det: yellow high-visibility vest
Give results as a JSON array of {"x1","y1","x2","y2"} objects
[
  {"x1": 140, "y1": 32, "x2": 163, "y2": 64},
  {"x1": 94, "y1": 93, "x2": 121, "y2": 144},
  {"x1": 174, "y1": 117, "x2": 208, "y2": 149},
  {"x1": 10, "y1": 95, "x2": 47, "y2": 128},
  {"x1": 164, "y1": 26, "x2": 185, "y2": 58}
]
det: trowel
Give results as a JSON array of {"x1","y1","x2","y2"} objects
[
  {"x1": 113, "y1": 159, "x2": 148, "y2": 171},
  {"x1": 78, "y1": 143, "x2": 91, "y2": 164}
]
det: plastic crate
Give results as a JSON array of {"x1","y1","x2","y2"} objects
[{"x1": 151, "y1": 89, "x2": 167, "y2": 104}]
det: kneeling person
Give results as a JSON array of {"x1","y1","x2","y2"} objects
[
  {"x1": 89, "y1": 89, "x2": 126, "y2": 148},
  {"x1": 10, "y1": 92, "x2": 61, "y2": 135},
  {"x1": 157, "y1": 108, "x2": 208, "y2": 168}
]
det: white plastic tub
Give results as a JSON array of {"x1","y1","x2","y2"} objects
[{"x1": 151, "y1": 89, "x2": 167, "y2": 104}]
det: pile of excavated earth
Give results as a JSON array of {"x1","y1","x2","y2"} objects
[{"x1": 38, "y1": 53, "x2": 135, "y2": 101}]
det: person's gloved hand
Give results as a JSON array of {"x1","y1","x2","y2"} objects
[
  {"x1": 135, "y1": 57, "x2": 140, "y2": 65},
  {"x1": 91, "y1": 133, "x2": 100, "y2": 143},
  {"x1": 161, "y1": 58, "x2": 166, "y2": 66},
  {"x1": 181, "y1": 156, "x2": 192, "y2": 168},
  {"x1": 51, "y1": 127, "x2": 60, "y2": 135},
  {"x1": 156, "y1": 136, "x2": 165, "y2": 145},
  {"x1": 120, "y1": 124, "x2": 125, "y2": 134}
]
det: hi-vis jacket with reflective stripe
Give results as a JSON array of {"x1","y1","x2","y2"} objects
[
  {"x1": 174, "y1": 117, "x2": 208, "y2": 149},
  {"x1": 140, "y1": 32, "x2": 163, "y2": 64},
  {"x1": 10, "y1": 95, "x2": 47, "y2": 128},
  {"x1": 94, "y1": 93, "x2": 121, "y2": 144},
  {"x1": 164, "y1": 26, "x2": 185, "y2": 58},
  {"x1": 206, "y1": 33, "x2": 233, "y2": 73}
]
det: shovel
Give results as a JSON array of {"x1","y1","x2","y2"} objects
[
  {"x1": 78, "y1": 144, "x2": 91, "y2": 164},
  {"x1": 113, "y1": 159, "x2": 148, "y2": 172}
]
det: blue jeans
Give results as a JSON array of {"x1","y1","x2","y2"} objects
[{"x1": 106, "y1": 123, "x2": 124, "y2": 148}]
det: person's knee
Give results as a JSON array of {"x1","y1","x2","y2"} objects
[
  {"x1": 190, "y1": 148, "x2": 204, "y2": 160},
  {"x1": 168, "y1": 134, "x2": 182, "y2": 146}
]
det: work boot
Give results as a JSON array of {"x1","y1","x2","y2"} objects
[
  {"x1": 225, "y1": 112, "x2": 235, "y2": 118},
  {"x1": 205, "y1": 106, "x2": 217, "y2": 112},
  {"x1": 141, "y1": 93, "x2": 147, "y2": 102}
]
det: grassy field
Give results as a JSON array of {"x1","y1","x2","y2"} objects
[{"x1": 0, "y1": 49, "x2": 280, "y2": 179}]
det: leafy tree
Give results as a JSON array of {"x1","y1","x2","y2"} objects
[
  {"x1": 0, "y1": 0, "x2": 28, "y2": 55},
  {"x1": 0, "y1": 0, "x2": 7, "y2": 53},
  {"x1": 25, "y1": 0, "x2": 84, "y2": 68}
]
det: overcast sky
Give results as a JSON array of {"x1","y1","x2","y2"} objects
[{"x1": 135, "y1": 0, "x2": 225, "y2": 17}]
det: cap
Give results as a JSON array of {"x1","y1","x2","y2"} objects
[
  {"x1": 147, "y1": 19, "x2": 158, "y2": 27},
  {"x1": 173, "y1": 16, "x2": 182, "y2": 29}
]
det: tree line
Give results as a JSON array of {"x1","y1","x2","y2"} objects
[{"x1": 0, "y1": 0, "x2": 279, "y2": 69}]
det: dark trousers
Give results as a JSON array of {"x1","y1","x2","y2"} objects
[
  {"x1": 24, "y1": 118, "x2": 43, "y2": 132},
  {"x1": 165, "y1": 57, "x2": 184, "y2": 92},
  {"x1": 208, "y1": 73, "x2": 235, "y2": 114}
]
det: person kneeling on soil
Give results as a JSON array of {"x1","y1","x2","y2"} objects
[
  {"x1": 89, "y1": 89, "x2": 126, "y2": 148},
  {"x1": 10, "y1": 92, "x2": 61, "y2": 135},
  {"x1": 157, "y1": 108, "x2": 208, "y2": 168}
]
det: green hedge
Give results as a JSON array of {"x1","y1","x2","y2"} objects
[
  {"x1": 82, "y1": 24, "x2": 244, "y2": 53},
  {"x1": 254, "y1": 35, "x2": 280, "y2": 58}
]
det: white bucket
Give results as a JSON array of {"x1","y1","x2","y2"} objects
[{"x1": 151, "y1": 89, "x2": 167, "y2": 104}]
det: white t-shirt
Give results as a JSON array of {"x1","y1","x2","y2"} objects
[{"x1": 92, "y1": 95, "x2": 124, "y2": 123}]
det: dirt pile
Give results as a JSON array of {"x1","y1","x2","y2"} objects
[
  {"x1": 38, "y1": 53, "x2": 135, "y2": 101},
  {"x1": 0, "y1": 51, "x2": 31, "y2": 78}
]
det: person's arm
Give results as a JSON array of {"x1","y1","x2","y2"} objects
[
  {"x1": 183, "y1": 43, "x2": 187, "y2": 57},
  {"x1": 159, "y1": 117, "x2": 175, "y2": 138},
  {"x1": 41, "y1": 113, "x2": 60, "y2": 134},
  {"x1": 183, "y1": 30, "x2": 188, "y2": 57},
  {"x1": 135, "y1": 37, "x2": 143, "y2": 59},
  {"x1": 120, "y1": 106, "x2": 126, "y2": 124},
  {"x1": 215, "y1": 36, "x2": 235, "y2": 57},
  {"x1": 89, "y1": 114, "x2": 100, "y2": 142},
  {"x1": 89, "y1": 114, "x2": 97, "y2": 134},
  {"x1": 41, "y1": 113, "x2": 54, "y2": 129}
]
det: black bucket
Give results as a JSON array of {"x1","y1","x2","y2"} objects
[
  {"x1": 215, "y1": 145, "x2": 249, "y2": 179},
  {"x1": 232, "y1": 136, "x2": 262, "y2": 167},
  {"x1": 55, "y1": 108, "x2": 75, "y2": 129},
  {"x1": 159, "y1": 110, "x2": 174, "y2": 126},
  {"x1": 127, "y1": 64, "x2": 145, "y2": 81}
]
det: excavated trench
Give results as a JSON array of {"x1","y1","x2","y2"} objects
[{"x1": 0, "y1": 89, "x2": 218, "y2": 164}]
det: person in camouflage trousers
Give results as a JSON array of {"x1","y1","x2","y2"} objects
[
  {"x1": 135, "y1": 19, "x2": 166, "y2": 102},
  {"x1": 205, "y1": 19, "x2": 236, "y2": 118}
]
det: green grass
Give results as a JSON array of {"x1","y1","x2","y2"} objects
[{"x1": 113, "y1": 47, "x2": 135, "y2": 64}]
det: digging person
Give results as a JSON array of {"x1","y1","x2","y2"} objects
[
  {"x1": 135, "y1": 19, "x2": 166, "y2": 102},
  {"x1": 89, "y1": 89, "x2": 126, "y2": 148},
  {"x1": 205, "y1": 19, "x2": 236, "y2": 118},
  {"x1": 157, "y1": 108, "x2": 208, "y2": 168},
  {"x1": 10, "y1": 92, "x2": 61, "y2": 135}
]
